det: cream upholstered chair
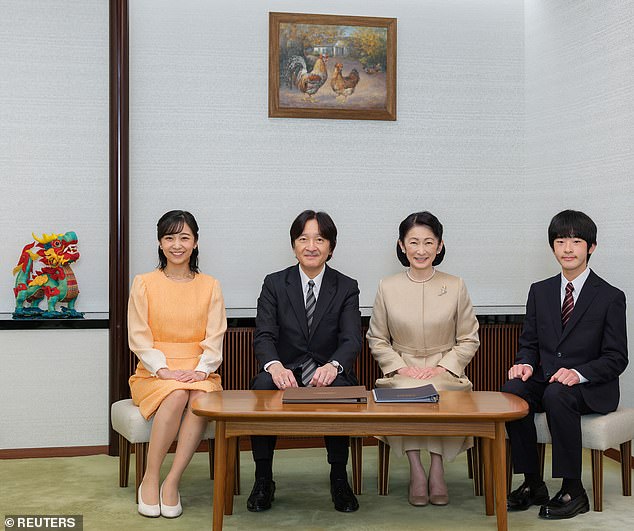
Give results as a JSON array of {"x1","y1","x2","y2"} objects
[
  {"x1": 530, "y1": 407, "x2": 634, "y2": 511},
  {"x1": 111, "y1": 399, "x2": 239, "y2": 502}
]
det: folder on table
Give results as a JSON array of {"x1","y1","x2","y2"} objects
[
  {"x1": 283, "y1": 386, "x2": 368, "y2": 403},
  {"x1": 372, "y1": 384, "x2": 440, "y2": 403}
]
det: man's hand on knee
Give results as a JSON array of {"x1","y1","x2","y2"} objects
[
  {"x1": 508, "y1": 364, "x2": 533, "y2": 381},
  {"x1": 549, "y1": 368, "x2": 580, "y2": 386},
  {"x1": 268, "y1": 363, "x2": 298, "y2": 389},
  {"x1": 310, "y1": 363, "x2": 338, "y2": 387}
]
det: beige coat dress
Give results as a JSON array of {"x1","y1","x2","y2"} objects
[{"x1": 367, "y1": 270, "x2": 480, "y2": 460}]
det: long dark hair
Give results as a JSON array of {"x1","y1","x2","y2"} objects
[
  {"x1": 396, "y1": 211, "x2": 446, "y2": 267},
  {"x1": 157, "y1": 210, "x2": 200, "y2": 273}
]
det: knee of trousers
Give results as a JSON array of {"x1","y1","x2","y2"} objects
[
  {"x1": 501, "y1": 378, "x2": 530, "y2": 399},
  {"x1": 251, "y1": 371, "x2": 277, "y2": 390},
  {"x1": 542, "y1": 382, "x2": 579, "y2": 412}
]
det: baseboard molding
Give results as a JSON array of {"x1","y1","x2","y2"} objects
[
  {"x1": 1, "y1": 438, "x2": 378, "y2": 459},
  {"x1": 0, "y1": 445, "x2": 109, "y2": 459}
]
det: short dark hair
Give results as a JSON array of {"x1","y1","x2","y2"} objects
[
  {"x1": 157, "y1": 210, "x2": 200, "y2": 273},
  {"x1": 396, "y1": 211, "x2": 446, "y2": 267},
  {"x1": 548, "y1": 210, "x2": 597, "y2": 262},
  {"x1": 289, "y1": 210, "x2": 337, "y2": 261}
]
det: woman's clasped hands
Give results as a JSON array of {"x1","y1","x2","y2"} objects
[
  {"x1": 396, "y1": 366, "x2": 447, "y2": 380},
  {"x1": 156, "y1": 368, "x2": 207, "y2": 383}
]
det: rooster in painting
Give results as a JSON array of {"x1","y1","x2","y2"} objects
[
  {"x1": 286, "y1": 54, "x2": 329, "y2": 101},
  {"x1": 331, "y1": 63, "x2": 360, "y2": 102}
]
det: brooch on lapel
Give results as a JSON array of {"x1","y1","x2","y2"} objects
[{"x1": 439, "y1": 285, "x2": 447, "y2": 296}]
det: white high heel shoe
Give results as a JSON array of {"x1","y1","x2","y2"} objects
[
  {"x1": 137, "y1": 482, "x2": 160, "y2": 518},
  {"x1": 160, "y1": 483, "x2": 183, "y2": 518}
]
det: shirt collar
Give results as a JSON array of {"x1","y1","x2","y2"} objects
[
  {"x1": 298, "y1": 264, "x2": 325, "y2": 296},
  {"x1": 560, "y1": 267, "x2": 591, "y2": 301}
]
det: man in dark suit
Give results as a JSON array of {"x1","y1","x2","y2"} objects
[
  {"x1": 247, "y1": 210, "x2": 362, "y2": 513},
  {"x1": 502, "y1": 210, "x2": 628, "y2": 520}
]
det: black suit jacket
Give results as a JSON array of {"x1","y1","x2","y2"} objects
[
  {"x1": 516, "y1": 270, "x2": 628, "y2": 413},
  {"x1": 254, "y1": 264, "x2": 362, "y2": 377}
]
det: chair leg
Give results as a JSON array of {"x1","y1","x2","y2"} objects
[
  {"x1": 351, "y1": 436, "x2": 362, "y2": 495},
  {"x1": 471, "y1": 438, "x2": 484, "y2": 496},
  {"x1": 378, "y1": 440, "x2": 390, "y2": 495},
  {"x1": 467, "y1": 447, "x2": 474, "y2": 479},
  {"x1": 135, "y1": 442, "x2": 148, "y2": 503},
  {"x1": 506, "y1": 439, "x2": 512, "y2": 493},
  {"x1": 234, "y1": 437, "x2": 241, "y2": 496},
  {"x1": 591, "y1": 449, "x2": 603, "y2": 512},
  {"x1": 537, "y1": 443, "x2": 546, "y2": 480},
  {"x1": 208, "y1": 439, "x2": 215, "y2": 480},
  {"x1": 119, "y1": 434, "x2": 130, "y2": 488},
  {"x1": 620, "y1": 441, "x2": 632, "y2": 496}
]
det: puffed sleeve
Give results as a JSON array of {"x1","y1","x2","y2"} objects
[
  {"x1": 437, "y1": 278, "x2": 480, "y2": 376},
  {"x1": 128, "y1": 275, "x2": 168, "y2": 376},
  {"x1": 194, "y1": 279, "x2": 227, "y2": 376},
  {"x1": 367, "y1": 279, "x2": 408, "y2": 376}
]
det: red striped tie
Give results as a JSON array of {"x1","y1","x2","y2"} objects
[{"x1": 561, "y1": 282, "x2": 574, "y2": 327}]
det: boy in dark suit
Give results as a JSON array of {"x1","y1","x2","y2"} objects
[
  {"x1": 247, "y1": 210, "x2": 362, "y2": 513},
  {"x1": 502, "y1": 210, "x2": 628, "y2": 519}
]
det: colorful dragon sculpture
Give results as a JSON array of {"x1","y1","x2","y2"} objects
[{"x1": 12, "y1": 232, "x2": 83, "y2": 319}]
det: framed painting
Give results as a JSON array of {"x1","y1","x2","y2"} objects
[{"x1": 269, "y1": 12, "x2": 397, "y2": 120}]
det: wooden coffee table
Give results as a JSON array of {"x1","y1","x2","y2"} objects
[{"x1": 192, "y1": 390, "x2": 528, "y2": 531}]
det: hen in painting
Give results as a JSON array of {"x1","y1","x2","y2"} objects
[{"x1": 330, "y1": 63, "x2": 360, "y2": 102}]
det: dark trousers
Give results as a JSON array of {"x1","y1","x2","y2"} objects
[
  {"x1": 250, "y1": 369, "x2": 354, "y2": 470},
  {"x1": 501, "y1": 378, "x2": 594, "y2": 479}
]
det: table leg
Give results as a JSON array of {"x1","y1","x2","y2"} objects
[
  {"x1": 212, "y1": 422, "x2": 227, "y2": 531},
  {"x1": 493, "y1": 422, "x2": 508, "y2": 530},
  {"x1": 482, "y1": 437, "x2": 494, "y2": 516},
  {"x1": 225, "y1": 437, "x2": 237, "y2": 515}
]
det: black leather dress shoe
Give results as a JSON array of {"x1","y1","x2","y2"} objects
[
  {"x1": 538, "y1": 490, "x2": 589, "y2": 519},
  {"x1": 247, "y1": 478, "x2": 275, "y2": 512},
  {"x1": 507, "y1": 481, "x2": 549, "y2": 511},
  {"x1": 330, "y1": 478, "x2": 359, "y2": 512}
]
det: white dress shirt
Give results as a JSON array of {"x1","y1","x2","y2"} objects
[{"x1": 560, "y1": 268, "x2": 591, "y2": 383}]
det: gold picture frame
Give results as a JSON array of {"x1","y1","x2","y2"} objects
[{"x1": 269, "y1": 12, "x2": 397, "y2": 120}]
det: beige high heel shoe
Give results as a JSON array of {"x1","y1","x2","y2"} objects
[{"x1": 408, "y1": 482, "x2": 429, "y2": 506}]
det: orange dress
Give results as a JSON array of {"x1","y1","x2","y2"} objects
[{"x1": 128, "y1": 270, "x2": 226, "y2": 419}]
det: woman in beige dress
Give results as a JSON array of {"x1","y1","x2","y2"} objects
[
  {"x1": 367, "y1": 211, "x2": 479, "y2": 506},
  {"x1": 128, "y1": 210, "x2": 226, "y2": 518}
]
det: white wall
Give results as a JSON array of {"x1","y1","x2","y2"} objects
[
  {"x1": 0, "y1": 1, "x2": 110, "y2": 449},
  {"x1": 0, "y1": 330, "x2": 109, "y2": 449},
  {"x1": 128, "y1": 0, "x2": 526, "y2": 315},
  {"x1": 525, "y1": 0, "x2": 634, "y2": 406},
  {"x1": 0, "y1": 0, "x2": 109, "y2": 314}
]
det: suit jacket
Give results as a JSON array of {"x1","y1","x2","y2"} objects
[
  {"x1": 254, "y1": 264, "x2": 362, "y2": 378},
  {"x1": 516, "y1": 270, "x2": 628, "y2": 413}
]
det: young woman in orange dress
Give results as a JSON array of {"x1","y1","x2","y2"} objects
[{"x1": 128, "y1": 210, "x2": 226, "y2": 518}]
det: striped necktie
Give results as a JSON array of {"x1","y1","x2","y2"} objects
[
  {"x1": 561, "y1": 282, "x2": 574, "y2": 327},
  {"x1": 301, "y1": 280, "x2": 318, "y2": 386},
  {"x1": 305, "y1": 279, "x2": 316, "y2": 331}
]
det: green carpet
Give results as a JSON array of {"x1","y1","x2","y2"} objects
[{"x1": 1, "y1": 447, "x2": 631, "y2": 530}]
